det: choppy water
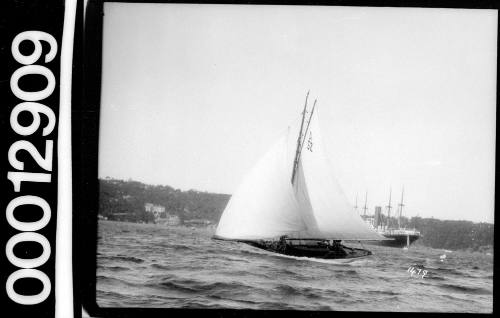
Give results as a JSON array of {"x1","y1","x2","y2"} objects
[{"x1": 97, "y1": 220, "x2": 493, "y2": 312}]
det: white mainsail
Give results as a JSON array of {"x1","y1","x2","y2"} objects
[
  {"x1": 215, "y1": 135, "x2": 310, "y2": 240},
  {"x1": 293, "y1": 111, "x2": 384, "y2": 240},
  {"x1": 215, "y1": 105, "x2": 385, "y2": 241}
]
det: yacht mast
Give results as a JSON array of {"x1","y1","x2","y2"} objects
[
  {"x1": 291, "y1": 91, "x2": 309, "y2": 184},
  {"x1": 299, "y1": 100, "x2": 316, "y2": 154}
]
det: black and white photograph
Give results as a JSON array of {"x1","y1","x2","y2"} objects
[{"x1": 95, "y1": 2, "x2": 495, "y2": 313}]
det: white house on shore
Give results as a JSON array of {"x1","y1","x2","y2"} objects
[
  {"x1": 144, "y1": 203, "x2": 166, "y2": 219},
  {"x1": 145, "y1": 203, "x2": 181, "y2": 225}
]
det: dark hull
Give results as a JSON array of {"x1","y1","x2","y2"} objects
[
  {"x1": 245, "y1": 240, "x2": 372, "y2": 259},
  {"x1": 365, "y1": 234, "x2": 421, "y2": 248}
]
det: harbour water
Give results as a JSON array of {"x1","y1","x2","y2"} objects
[{"x1": 97, "y1": 220, "x2": 493, "y2": 312}]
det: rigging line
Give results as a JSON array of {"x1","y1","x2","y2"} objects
[
  {"x1": 292, "y1": 99, "x2": 316, "y2": 184},
  {"x1": 298, "y1": 99, "x2": 317, "y2": 158},
  {"x1": 291, "y1": 91, "x2": 310, "y2": 183}
]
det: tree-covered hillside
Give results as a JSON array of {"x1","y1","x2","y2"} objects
[
  {"x1": 99, "y1": 178, "x2": 493, "y2": 251},
  {"x1": 406, "y1": 217, "x2": 493, "y2": 251},
  {"x1": 99, "y1": 178, "x2": 229, "y2": 223}
]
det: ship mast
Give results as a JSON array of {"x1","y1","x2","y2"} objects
[
  {"x1": 291, "y1": 92, "x2": 309, "y2": 184},
  {"x1": 386, "y1": 188, "x2": 392, "y2": 229},
  {"x1": 398, "y1": 187, "x2": 405, "y2": 229},
  {"x1": 362, "y1": 191, "x2": 368, "y2": 216},
  {"x1": 354, "y1": 193, "x2": 358, "y2": 214}
]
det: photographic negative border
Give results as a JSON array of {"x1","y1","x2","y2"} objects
[
  {"x1": 0, "y1": 1, "x2": 74, "y2": 317},
  {"x1": 74, "y1": 1, "x2": 499, "y2": 317}
]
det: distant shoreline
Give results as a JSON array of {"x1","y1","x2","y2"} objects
[{"x1": 97, "y1": 178, "x2": 494, "y2": 252}]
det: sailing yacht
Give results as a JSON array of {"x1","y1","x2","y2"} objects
[{"x1": 213, "y1": 93, "x2": 387, "y2": 259}]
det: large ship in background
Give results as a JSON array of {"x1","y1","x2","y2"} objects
[{"x1": 358, "y1": 189, "x2": 422, "y2": 248}]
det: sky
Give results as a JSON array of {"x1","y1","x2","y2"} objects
[{"x1": 99, "y1": 3, "x2": 497, "y2": 223}]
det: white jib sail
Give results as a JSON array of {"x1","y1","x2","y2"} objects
[
  {"x1": 294, "y1": 110, "x2": 385, "y2": 240},
  {"x1": 216, "y1": 107, "x2": 385, "y2": 241},
  {"x1": 215, "y1": 134, "x2": 310, "y2": 240}
]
